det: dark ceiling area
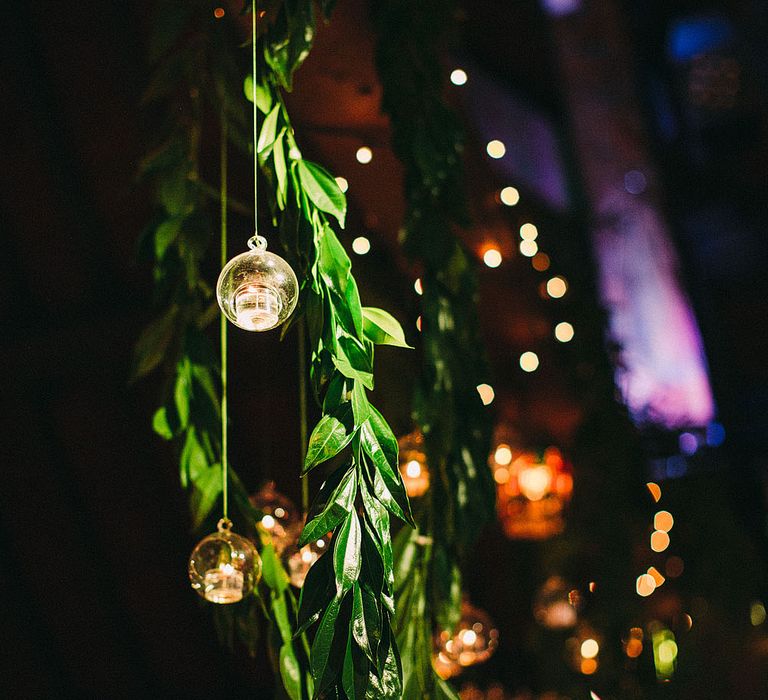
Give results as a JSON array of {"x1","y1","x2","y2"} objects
[{"x1": 1, "y1": 0, "x2": 767, "y2": 698}]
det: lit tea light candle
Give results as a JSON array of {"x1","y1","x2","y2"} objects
[
  {"x1": 518, "y1": 464, "x2": 553, "y2": 501},
  {"x1": 203, "y1": 563, "x2": 244, "y2": 604},
  {"x1": 234, "y1": 284, "x2": 281, "y2": 331}
]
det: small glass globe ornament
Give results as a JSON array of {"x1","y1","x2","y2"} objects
[
  {"x1": 188, "y1": 518, "x2": 261, "y2": 604},
  {"x1": 435, "y1": 601, "x2": 499, "y2": 671},
  {"x1": 216, "y1": 235, "x2": 299, "y2": 332},
  {"x1": 533, "y1": 576, "x2": 581, "y2": 629},
  {"x1": 282, "y1": 524, "x2": 331, "y2": 588},
  {"x1": 398, "y1": 429, "x2": 430, "y2": 497},
  {"x1": 249, "y1": 481, "x2": 300, "y2": 554}
]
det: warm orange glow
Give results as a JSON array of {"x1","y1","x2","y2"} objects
[
  {"x1": 477, "y1": 384, "x2": 495, "y2": 405},
  {"x1": 650, "y1": 530, "x2": 670, "y2": 552},
  {"x1": 416, "y1": 316, "x2": 422, "y2": 331},
  {"x1": 518, "y1": 464, "x2": 552, "y2": 501},
  {"x1": 398, "y1": 431, "x2": 430, "y2": 497},
  {"x1": 519, "y1": 351, "x2": 540, "y2": 372},
  {"x1": 493, "y1": 467, "x2": 510, "y2": 484},
  {"x1": 500, "y1": 186, "x2": 520, "y2": 206},
  {"x1": 589, "y1": 581, "x2": 597, "y2": 593},
  {"x1": 494, "y1": 444, "x2": 513, "y2": 465},
  {"x1": 647, "y1": 566, "x2": 666, "y2": 587},
  {"x1": 626, "y1": 638, "x2": 643, "y2": 658},
  {"x1": 532, "y1": 252, "x2": 550, "y2": 271},
  {"x1": 636, "y1": 573, "x2": 657, "y2": 597},
  {"x1": 654, "y1": 511, "x2": 674, "y2": 532},
  {"x1": 581, "y1": 639, "x2": 599, "y2": 659},
  {"x1": 646, "y1": 482, "x2": 662, "y2": 502},
  {"x1": 483, "y1": 248, "x2": 503, "y2": 268},
  {"x1": 580, "y1": 658, "x2": 598, "y2": 675},
  {"x1": 546, "y1": 276, "x2": 568, "y2": 298},
  {"x1": 213, "y1": 7, "x2": 225, "y2": 18},
  {"x1": 356, "y1": 146, "x2": 373, "y2": 164},
  {"x1": 414, "y1": 278, "x2": 423, "y2": 295}
]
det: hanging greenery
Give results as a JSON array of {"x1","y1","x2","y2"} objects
[
  {"x1": 137, "y1": 1, "x2": 413, "y2": 698},
  {"x1": 372, "y1": 1, "x2": 496, "y2": 697}
]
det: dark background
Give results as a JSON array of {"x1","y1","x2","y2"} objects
[{"x1": 1, "y1": 1, "x2": 767, "y2": 698}]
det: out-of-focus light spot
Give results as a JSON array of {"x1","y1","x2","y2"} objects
[
  {"x1": 679, "y1": 432, "x2": 698, "y2": 455},
  {"x1": 624, "y1": 170, "x2": 647, "y2": 195},
  {"x1": 706, "y1": 421, "x2": 726, "y2": 446},
  {"x1": 580, "y1": 658, "x2": 598, "y2": 675},
  {"x1": 493, "y1": 467, "x2": 510, "y2": 484},
  {"x1": 500, "y1": 186, "x2": 520, "y2": 206},
  {"x1": 542, "y1": 0, "x2": 582, "y2": 18},
  {"x1": 416, "y1": 316, "x2": 422, "y2": 332},
  {"x1": 751, "y1": 601, "x2": 766, "y2": 626},
  {"x1": 518, "y1": 464, "x2": 552, "y2": 501},
  {"x1": 274, "y1": 507, "x2": 285, "y2": 518},
  {"x1": 647, "y1": 567, "x2": 666, "y2": 587},
  {"x1": 589, "y1": 581, "x2": 597, "y2": 593},
  {"x1": 356, "y1": 146, "x2": 373, "y2": 164},
  {"x1": 213, "y1": 7, "x2": 225, "y2": 18},
  {"x1": 665, "y1": 556, "x2": 684, "y2": 578},
  {"x1": 646, "y1": 482, "x2": 662, "y2": 502},
  {"x1": 657, "y1": 639, "x2": 678, "y2": 665},
  {"x1": 636, "y1": 573, "x2": 657, "y2": 597},
  {"x1": 520, "y1": 351, "x2": 539, "y2": 372},
  {"x1": 335, "y1": 176, "x2": 349, "y2": 193},
  {"x1": 626, "y1": 638, "x2": 643, "y2": 658},
  {"x1": 651, "y1": 530, "x2": 670, "y2": 552},
  {"x1": 450, "y1": 68, "x2": 468, "y2": 86},
  {"x1": 654, "y1": 511, "x2": 674, "y2": 532},
  {"x1": 414, "y1": 278, "x2": 423, "y2": 295},
  {"x1": 405, "y1": 460, "x2": 422, "y2": 479},
  {"x1": 520, "y1": 223, "x2": 538, "y2": 240},
  {"x1": 555, "y1": 321, "x2": 574, "y2": 342},
  {"x1": 520, "y1": 239, "x2": 538, "y2": 257},
  {"x1": 546, "y1": 276, "x2": 568, "y2": 298},
  {"x1": 581, "y1": 639, "x2": 599, "y2": 659},
  {"x1": 352, "y1": 236, "x2": 370, "y2": 255},
  {"x1": 590, "y1": 692, "x2": 602, "y2": 700},
  {"x1": 682, "y1": 613, "x2": 693, "y2": 630},
  {"x1": 477, "y1": 384, "x2": 495, "y2": 405},
  {"x1": 483, "y1": 248, "x2": 502, "y2": 268},
  {"x1": 532, "y1": 252, "x2": 550, "y2": 271},
  {"x1": 486, "y1": 140, "x2": 506, "y2": 159},
  {"x1": 568, "y1": 589, "x2": 581, "y2": 607},
  {"x1": 262, "y1": 514, "x2": 276, "y2": 529},
  {"x1": 494, "y1": 444, "x2": 513, "y2": 466},
  {"x1": 666, "y1": 455, "x2": 687, "y2": 478}
]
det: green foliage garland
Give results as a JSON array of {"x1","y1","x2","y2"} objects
[
  {"x1": 136, "y1": 2, "x2": 413, "y2": 698},
  {"x1": 372, "y1": 1, "x2": 496, "y2": 697}
]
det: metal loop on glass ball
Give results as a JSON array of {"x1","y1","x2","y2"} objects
[
  {"x1": 217, "y1": 517, "x2": 233, "y2": 533},
  {"x1": 247, "y1": 234, "x2": 268, "y2": 251},
  {"x1": 216, "y1": 237, "x2": 299, "y2": 332}
]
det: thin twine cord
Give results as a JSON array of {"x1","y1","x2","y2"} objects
[
  {"x1": 252, "y1": 0, "x2": 258, "y2": 235},
  {"x1": 220, "y1": 115, "x2": 229, "y2": 520}
]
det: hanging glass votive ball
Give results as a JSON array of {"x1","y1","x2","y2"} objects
[
  {"x1": 282, "y1": 525, "x2": 331, "y2": 588},
  {"x1": 249, "y1": 481, "x2": 300, "y2": 554},
  {"x1": 435, "y1": 601, "x2": 499, "y2": 670},
  {"x1": 533, "y1": 576, "x2": 581, "y2": 629},
  {"x1": 188, "y1": 518, "x2": 261, "y2": 604},
  {"x1": 398, "y1": 429, "x2": 430, "y2": 497},
  {"x1": 216, "y1": 235, "x2": 299, "y2": 332}
]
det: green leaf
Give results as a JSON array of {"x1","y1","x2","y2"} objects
[
  {"x1": 362, "y1": 307, "x2": 412, "y2": 348},
  {"x1": 154, "y1": 215, "x2": 184, "y2": 259},
  {"x1": 189, "y1": 464, "x2": 222, "y2": 530},
  {"x1": 297, "y1": 160, "x2": 346, "y2": 227},
  {"x1": 273, "y1": 128, "x2": 288, "y2": 210},
  {"x1": 333, "y1": 512, "x2": 361, "y2": 594},
  {"x1": 334, "y1": 335, "x2": 374, "y2": 390},
  {"x1": 257, "y1": 104, "x2": 280, "y2": 155},
  {"x1": 297, "y1": 547, "x2": 334, "y2": 634},
  {"x1": 303, "y1": 406, "x2": 353, "y2": 473},
  {"x1": 264, "y1": 1, "x2": 317, "y2": 90},
  {"x1": 279, "y1": 643, "x2": 302, "y2": 700},
  {"x1": 243, "y1": 74, "x2": 273, "y2": 114},
  {"x1": 351, "y1": 380, "x2": 370, "y2": 428},
  {"x1": 300, "y1": 464, "x2": 356, "y2": 546},
  {"x1": 343, "y1": 632, "x2": 370, "y2": 700},
  {"x1": 180, "y1": 426, "x2": 208, "y2": 486},
  {"x1": 261, "y1": 543, "x2": 289, "y2": 594},
  {"x1": 352, "y1": 582, "x2": 375, "y2": 663},
  {"x1": 132, "y1": 305, "x2": 179, "y2": 380},
  {"x1": 152, "y1": 407, "x2": 173, "y2": 440},
  {"x1": 310, "y1": 595, "x2": 342, "y2": 685}
]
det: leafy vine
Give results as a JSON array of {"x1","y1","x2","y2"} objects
[{"x1": 372, "y1": 1, "x2": 496, "y2": 697}]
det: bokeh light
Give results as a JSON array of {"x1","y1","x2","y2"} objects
[
  {"x1": 500, "y1": 186, "x2": 520, "y2": 206},
  {"x1": 546, "y1": 276, "x2": 568, "y2": 298},
  {"x1": 450, "y1": 68, "x2": 468, "y2": 86},
  {"x1": 520, "y1": 240, "x2": 538, "y2": 257},
  {"x1": 483, "y1": 248, "x2": 503, "y2": 268},
  {"x1": 355, "y1": 146, "x2": 373, "y2": 164},
  {"x1": 654, "y1": 511, "x2": 674, "y2": 532},
  {"x1": 555, "y1": 321, "x2": 574, "y2": 342},
  {"x1": 477, "y1": 384, "x2": 495, "y2": 405},
  {"x1": 335, "y1": 176, "x2": 349, "y2": 193},
  {"x1": 532, "y1": 252, "x2": 550, "y2": 271},
  {"x1": 486, "y1": 140, "x2": 506, "y2": 159},
  {"x1": 352, "y1": 236, "x2": 370, "y2": 255},
  {"x1": 520, "y1": 351, "x2": 539, "y2": 372},
  {"x1": 520, "y1": 223, "x2": 538, "y2": 240},
  {"x1": 650, "y1": 530, "x2": 670, "y2": 552}
]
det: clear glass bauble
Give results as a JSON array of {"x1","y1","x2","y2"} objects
[
  {"x1": 435, "y1": 601, "x2": 499, "y2": 670},
  {"x1": 282, "y1": 524, "x2": 331, "y2": 588},
  {"x1": 188, "y1": 518, "x2": 261, "y2": 604},
  {"x1": 249, "y1": 481, "x2": 300, "y2": 554},
  {"x1": 216, "y1": 235, "x2": 299, "y2": 332}
]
